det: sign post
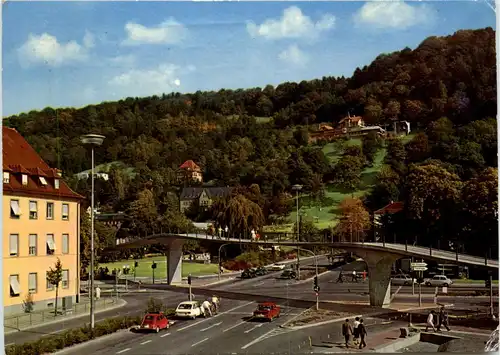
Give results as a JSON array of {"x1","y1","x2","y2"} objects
[
  {"x1": 151, "y1": 262, "x2": 157, "y2": 285},
  {"x1": 188, "y1": 274, "x2": 193, "y2": 301},
  {"x1": 410, "y1": 262, "x2": 427, "y2": 308}
]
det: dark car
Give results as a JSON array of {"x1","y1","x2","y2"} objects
[
  {"x1": 254, "y1": 266, "x2": 268, "y2": 276},
  {"x1": 241, "y1": 268, "x2": 257, "y2": 279},
  {"x1": 280, "y1": 269, "x2": 297, "y2": 279}
]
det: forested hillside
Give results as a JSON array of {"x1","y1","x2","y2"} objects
[{"x1": 4, "y1": 27, "x2": 497, "y2": 258}]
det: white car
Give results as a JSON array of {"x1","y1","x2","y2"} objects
[
  {"x1": 391, "y1": 274, "x2": 416, "y2": 286},
  {"x1": 175, "y1": 301, "x2": 203, "y2": 319},
  {"x1": 425, "y1": 275, "x2": 453, "y2": 287},
  {"x1": 268, "y1": 262, "x2": 286, "y2": 271}
]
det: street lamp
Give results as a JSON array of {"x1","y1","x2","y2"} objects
[
  {"x1": 292, "y1": 184, "x2": 303, "y2": 280},
  {"x1": 80, "y1": 134, "x2": 105, "y2": 330},
  {"x1": 218, "y1": 243, "x2": 231, "y2": 281},
  {"x1": 296, "y1": 247, "x2": 319, "y2": 310}
]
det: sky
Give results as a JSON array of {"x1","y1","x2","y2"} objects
[{"x1": 2, "y1": 1, "x2": 496, "y2": 117}]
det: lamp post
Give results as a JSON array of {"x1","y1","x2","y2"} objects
[
  {"x1": 296, "y1": 247, "x2": 318, "y2": 310},
  {"x1": 218, "y1": 243, "x2": 231, "y2": 281},
  {"x1": 80, "y1": 134, "x2": 105, "y2": 330},
  {"x1": 292, "y1": 184, "x2": 303, "y2": 280}
]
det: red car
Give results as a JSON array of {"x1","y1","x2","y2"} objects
[
  {"x1": 253, "y1": 302, "x2": 281, "y2": 322},
  {"x1": 139, "y1": 312, "x2": 170, "y2": 332}
]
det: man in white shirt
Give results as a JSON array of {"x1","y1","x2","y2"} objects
[
  {"x1": 202, "y1": 300, "x2": 213, "y2": 317},
  {"x1": 425, "y1": 310, "x2": 436, "y2": 332},
  {"x1": 353, "y1": 317, "x2": 361, "y2": 345}
]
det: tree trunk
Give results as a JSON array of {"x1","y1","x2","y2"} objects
[{"x1": 54, "y1": 286, "x2": 59, "y2": 317}]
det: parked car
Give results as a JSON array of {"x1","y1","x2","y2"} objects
[
  {"x1": 139, "y1": 312, "x2": 171, "y2": 332},
  {"x1": 241, "y1": 268, "x2": 257, "y2": 279},
  {"x1": 391, "y1": 274, "x2": 416, "y2": 286},
  {"x1": 175, "y1": 301, "x2": 203, "y2": 319},
  {"x1": 268, "y1": 262, "x2": 287, "y2": 271},
  {"x1": 425, "y1": 275, "x2": 453, "y2": 287},
  {"x1": 254, "y1": 266, "x2": 268, "y2": 276},
  {"x1": 280, "y1": 269, "x2": 297, "y2": 279},
  {"x1": 253, "y1": 302, "x2": 281, "y2": 321}
]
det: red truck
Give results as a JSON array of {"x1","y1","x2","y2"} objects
[{"x1": 253, "y1": 302, "x2": 281, "y2": 322}]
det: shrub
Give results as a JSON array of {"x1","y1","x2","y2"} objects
[{"x1": 145, "y1": 297, "x2": 168, "y2": 314}]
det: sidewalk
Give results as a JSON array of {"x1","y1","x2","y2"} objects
[{"x1": 4, "y1": 297, "x2": 126, "y2": 334}]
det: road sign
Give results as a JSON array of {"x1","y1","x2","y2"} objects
[
  {"x1": 314, "y1": 285, "x2": 320, "y2": 293},
  {"x1": 411, "y1": 262, "x2": 427, "y2": 268},
  {"x1": 412, "y1": 266, "x2": 428, "y2": 271}
]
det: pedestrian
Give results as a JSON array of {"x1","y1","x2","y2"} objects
[
  {"x1": 341, "y1": 319, "x2": 352, "y2": 348},
  {"x1": 358, "y1": 319, "x2": 367, "y2": 349},
  {"x1": 353, "y1": 317, "x2": 360, "y2": 345},
  {"x1": 362, "y1": 270, "x2": 367, "y2": 281},
  {"x1": 336, "y1": 270, "x2": 344, "y2": 283},
  {"x1": 352, "y1": 270, "x2": 357, "y2": 282},
  {"x1": 437, "y1": 307, "x2": 450, "y2": 331},
  {"x1": 425, "y1": 310, "x2": 436, "y2": 332}
]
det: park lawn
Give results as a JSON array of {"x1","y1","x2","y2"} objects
[
  {"x1": 452, "y1": 279, "x2": 499, "y2": 284},
  {"x1": 100, "y1": 256, "x2": 219, "y2": 278}
]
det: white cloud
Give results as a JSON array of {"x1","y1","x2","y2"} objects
[
  {"x1": 353, "y1": 0, "x2": 436, "y2": 29},
  {"x1": 83, "y1": 30, "x2": 95, "y2": 48},
  {"x1": 108, "y1": 63, "x2": 194, "y2": 98},
  {"x1": 123, "y1": 18, "x2": 187, "y2": 45},
  {"x1": 278, "y1": 44, "x2": 308, "y2": 66},
  {"x1": 18, "y1": 33, "x2": 88, "y2": 67},
  {"x1": 247, "y1": 6, "x2": 335, "y2": 40}
]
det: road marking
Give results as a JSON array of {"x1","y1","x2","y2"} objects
[
  {"x1": 222, "y1": 321, "x2": 246, "y2": 333},
  {"x1": 241, "y1": 328, "x2": 277, "y2": 350},
  {"x1": 140, "y1": 340, "x2": 152, "y2": 345},
  {"x1": 201, "y1": 321, "x2": 222, "y2": 332},
  {"x1": 255, "y1": 281, "x2": 265, "y2": 286},
  {"x1": 244, "y1": 323, "x2": 264, "y2": 333},
  {"x1": 5, "y1": 343, "x2": 14, "y2": 347},
  {"x1": 160, "y1": 332, "x2": 171, "y2": 338},
  {"x1": 116, "y1": 349, "x2": 131, "y2": 354},
  {"x1": 191, "y1": 337, "x2": 209, "y2": 347},
  {"x1": 177, "y1": 301, "x2": 254, "y2": 332}
]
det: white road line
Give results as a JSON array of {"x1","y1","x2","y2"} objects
[
  {"x1": 222, "y1": 321, "x2": 246, "y2": 333},
  {"x1": 191, "y1": 337, "x2": 209, "y2": 347},
  {"x1": 201, "y1": 321, "x2": 222, "y2": 332},
  {"x1": 177, "y1": 301, "x2": 254, "y2": 332},
  {"x1": 160, "y1": 332, "x2": 171, "y2": 338},
  {"x1": 241, "y1": 328, "x2": 277, "y2": 350},
  {"x1": 5, "y1": 343, "x2": 14, "y2": 347},
  {"x1": 244, "y1": 323, "x2": 264, "y2": 333},
  {"x1": 116, "y1": 349, "x2": 131, "y2": 354},
  {"x1": 140, "y1": 340, "x2": 152, "y2": 345}
]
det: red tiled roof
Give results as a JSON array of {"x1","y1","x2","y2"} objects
[
  {"x1": 3, "y1": 127, "x2": 83, "y2": 201},
  {"x1": 374, "y1": 201, "x2": 404, "y2": 215},
  {"x1": 179, "y1": 160, "x2": 201, "y2": 171},
  {"x1": 339, "y1": 116, "x2": 363, "y2": 124}
]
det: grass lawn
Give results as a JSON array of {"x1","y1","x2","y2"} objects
[
  {"x1": 100, "y1": 256, "x2": 219, "y2": 278},
  {"x1": 453, "y1": 279, "x2": 499, "y2": 284}
]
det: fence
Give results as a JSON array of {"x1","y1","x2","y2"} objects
[{"x1": 4, "y1": 297, "x2": 115, "y2": 330}]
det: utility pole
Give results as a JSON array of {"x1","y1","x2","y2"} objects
[{"x1": 489, "y1": 274, "x2": 494, "y2": 318}]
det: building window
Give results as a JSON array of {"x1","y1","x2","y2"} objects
[
  {"x1": 46, "y1": 272, "x2": 54, "y2": 291},
  {"x1": 22, "y1": 174, "x2": 28, "y2": 186},
  {"x1": 9, "y1": 234, "x2": 19, "y2": 257},
  {"x1": 10, "y1": 275, "x2": 20, "y2": 297},
  {"x1": 62, "y1": 204, "x2": 69, "y2": 221},
  {"x1": 46, "y1": 234, "x2": 55, "y2": 255},
  {"x1": 28, "y1": 273, "x2": 37, "y2": 294},
  {"x1": 29, "y1": 201, "x2": 38, "y2": 219},
  {"x1": 62, "y1": 234, "x2": 69, "y2": 254},
  {"x1": 54, "y1": 179, "x2": 60, "y2": 189},
  {"x1": 39, "y1": 176, "x2": 48, "y2": 186},
  {"x1": 46, "y1": 202, "x2": 54, "y2": 220},
  {"x1": 29, "y1": 234, "x2": 37, "y2": 256},
  {"x1": 10, "y1": 199, "x2": 21, "y2": 219},
  {"x1": 3, "y1": 172, "x2": 10, "y2": 183},
  {"x1": 62, "y1": 270, "x2": 69, "y2": 289}
]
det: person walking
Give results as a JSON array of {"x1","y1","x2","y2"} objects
[
  {"x1": 437, "y1": 307, "x2": 451, "y2": 331},
  {"x1": 353, "y1": 317, "x2": 360, "y2": 345},
  {"x1": 336, "y1": 269, "x2": 344, "y2": 283},
  {"x1": 425, "y1": 310, "x2": 436, "y2": 332},
  {"x1": 358, "y1": 319, "x2": 367, "y2": 349},
  {"x1": 341, "y1": 319, "x2": 353, "y2": 348}
]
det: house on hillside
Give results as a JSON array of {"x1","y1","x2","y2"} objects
[
  {"x1": 177, "y1": 160, "x2": 203, "y2": 184},
  {"x1": 338, "y1": 115, "x2": 365, "y2": 130},
  {"x1": 373, "y1": 201, "x2": 404, "y2": 242},
  {"x1": 180, "y1": 187, "x2": 232, "y2": 213}
]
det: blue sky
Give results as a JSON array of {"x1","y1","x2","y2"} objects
[{"x1": 3, "y1": 1, "x2": 496, "y2": 117}]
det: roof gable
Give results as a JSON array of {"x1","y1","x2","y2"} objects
[{"x1": 179, "y1": 160, "x2": 201, "y2": 171}]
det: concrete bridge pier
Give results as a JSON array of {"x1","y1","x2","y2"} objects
[
  {"x1": 354, "y1": 250, "x2": 400, "y2": 308},
  {"x1": 167, "y1": 238, "x2": 184, "y2": 285}
]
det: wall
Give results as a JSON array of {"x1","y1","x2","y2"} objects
[{"x1": 3, "y1": 195, "x2": 80, "y2": 315}]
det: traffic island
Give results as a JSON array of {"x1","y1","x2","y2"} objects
[{"x1": 283, "y1": 308, "x2": 353, "y2": 328}]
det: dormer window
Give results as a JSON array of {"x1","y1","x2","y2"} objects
[
  {"x1": 39, "y1": 177, "x2": 48, "y2": 186},
  {"x1": 3, "y1": 172, "x2": 9, "y2": 183},
  {"x1": 22, "y1": 174, "x2": 28, "y2": 186},
  {"x1": 54, "y1": 179, "x2": 60, "y2": 189}
]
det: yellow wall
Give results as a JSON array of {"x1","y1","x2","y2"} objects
[{"x1": 3, "y1": 194, "x2": 80, "y2": 313}]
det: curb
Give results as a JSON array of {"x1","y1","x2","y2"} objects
[
  {"x1": 4, "y1": 298, "x2": 128, "y2": 335},
  {"x1": 294, "y1": 269, "x2": 332, "y2": 285}
]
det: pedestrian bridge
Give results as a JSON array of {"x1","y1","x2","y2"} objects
[{"x1": 111, "y1": 231, "x2": 498, "y2": 308}]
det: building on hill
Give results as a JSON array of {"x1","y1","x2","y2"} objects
[
  {"x1": 373, "y1": 201, "x2": 404, "y2": 242},
  {"x1": 177, "y1": 160, "x2": 203, "y2": 184},
  {"x1": 338, "y1": 115, "x2": 365, "y2": 130},
  {"x1": 3, "y1": 127, "x2": 84, "y2": 315},
  {"x1": 180, "y1": 187, "x2": 232, "y2": 213}
]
